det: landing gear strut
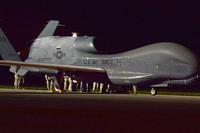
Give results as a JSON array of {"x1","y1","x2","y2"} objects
[
  {"x1": 133, "y1": 85, "x2": 137, "y2": 95},
  {"x1": 150, "y1": 88, "x2": 157, "y2": 95}
]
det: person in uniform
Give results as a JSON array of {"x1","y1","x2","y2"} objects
[
  {"x1": 92, "y1": 82, "x2": 97, "y2": 93},
  {"x1": 106, "y1": 84, "x2": 111, "y2": 93},
  {"x1": 67, "y1": 77, "x2": 73, "y2": 92},
  {"x1": 79, "y1": 81, "x2": 83, "y2": 93},
  {"x1": 96, "y1": 82, "x2": 99, "y2": 93},
  {"x1": 45, "y1": 74, "x2": 50, "y2": 91},
  {"x1": 49, "y1": 77, "x2": 55, "y2": 93},
  {"x1": 85, "y1": 82, "x2": 89, "y2": 93},
  {"x1": 63, "y1": 75, "x2": 69, "y2": 92},
  {"x1": 17, "y1": 75, "x2": 24, "y2": 89},
  {"x1": 14, "y1": 73, "x2": 23, "y2": 89},
  {"x1": 99, "y1": 83, "x2": 104, "y2": 93},
  {"x1": 14, "y1": 73, "x2": 19, "y2": 89}
]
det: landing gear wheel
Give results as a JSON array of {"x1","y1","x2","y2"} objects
[
  {"x1": 107, "y1": 89, "x2": 112, "y2": 94},
  {"x1": 150, "y1": 88, "x2": 157, "y2": 95},
  {"x1": 50, "y1": 86, "x2": 62, "y2": 94},
  {"x1": 50, "y1": 87, "x2": 55, "y2": 93}
]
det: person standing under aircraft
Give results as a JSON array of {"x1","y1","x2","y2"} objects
[
  {"x1": 14, "y1": 73, "x2": 18, "y2": 89},
  {"x1": 85, "y1": 82, "x2": 89, "y2": 92},
  {"x1": 49, "y1": 77, "x2": 54, "y2": 93},
  {"x1": 14, "y1": 73, "x2": 24, "y2": 89},
  {"x1": 63, "y1": 75, "x2": 69, "y2": 92},
  {"x1": 79, "y1": 81, "x2": 84, "y2": 92},
  {"x1": 67, "y1": 77, "x2": 73, "y2": 92},
  {"x1": 20, "y1": 75, "x2": 24, "y2": 89},
  {"x1": 105, "y1": 84, "x2": 111, "y2": 93},
  {"x1": 92, "y1": 82, "x2": 97, "y2": 93},
  {"x1": 45, "y1": 74, "x2": 50, "y2": 91},
  {"x1": 96, "y1": 82, "x2": 99, "y2": 93},
  {"x1": 99, "y1": 83, "x2": 104, "y2": 93}
]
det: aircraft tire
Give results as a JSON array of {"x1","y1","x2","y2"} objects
[
  {"x1": 107, "y1": 90, "x2": 112, "y2": 94},
  {"x1": 150, "y1": 88, "x2": 157, "y2": 95},
  {"x1": 50, "y1": 87, "x2": 55, "y2": 93}
]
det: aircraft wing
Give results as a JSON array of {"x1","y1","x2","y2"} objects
[{"x1": 0, "y1": 60, "x2": 105, "y2": 73}]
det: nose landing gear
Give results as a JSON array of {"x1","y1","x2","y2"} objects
[{"x1": 150, "y1": 88, "x2": 157, "y2": 95}]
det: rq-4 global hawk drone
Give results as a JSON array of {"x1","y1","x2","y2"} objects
[{"x1": 0, "y1": 20, "x2": 199, "y2": 95}]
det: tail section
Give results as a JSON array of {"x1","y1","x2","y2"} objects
[
  {"x1": 37, "y1": 20, "x2": 59, "y2": 38},
  {"x1": 0, "y1": 20, "x2": 60, "y2": 75},
  {"x1": 0, "y1": 28, "x2": 21, "y2": 61},
  {"x1": 0, "y1": 28, "x2": 22, "y2": 73},
  {"x1": 0, "y1": 20, "x2": 60, "y2": 61},
  {"x1": 0, "y1": 20, "x2": 60, "y2": 60}
]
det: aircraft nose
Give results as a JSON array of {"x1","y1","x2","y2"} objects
[
  {"x1": 163, "y1": 43, "x2": 199, "y2": 77},
  {"x1": 177, "y1": 45, "x2": 199, "y2": 77}
]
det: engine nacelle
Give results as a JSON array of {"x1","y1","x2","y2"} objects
[{"x1": 74, "y1": 36, "x2": 98, "y2": 53}]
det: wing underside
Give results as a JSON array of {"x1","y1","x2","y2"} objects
[{"x1": 0, "y1": 60, "x2": 105, "y2": 74}]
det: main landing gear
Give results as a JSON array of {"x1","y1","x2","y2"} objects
[
  {"x1": 132, "y1": 85, "x2": 137, "y2": 95},
  {"x1": 150, "y1": 88, "x2": 157, "y2": 96},
  {"x1": 131, "y1": 85, "x2": 157, "y2": 95}
]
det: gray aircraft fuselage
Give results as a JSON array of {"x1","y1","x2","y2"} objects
[{"x1": 25, "y1": 36, "x2": 199, "y2": 87}]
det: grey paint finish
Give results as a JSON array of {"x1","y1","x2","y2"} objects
[
  {"x1": 26, "y1": 35, "x2": 198, "y2": 86},
  {"x1": 0, "y1": 20, "x2": 198, "y2": 87},
  {"x1": 0, "y1": 28, "x2": 21, "y2": 61},
  {"x1": 0, "y1": 28, "x2": 22, "y2": 73}
]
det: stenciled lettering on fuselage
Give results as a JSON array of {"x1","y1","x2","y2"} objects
[{"x1": 82, "y1": 59, "x2": 122, "y2": 67}]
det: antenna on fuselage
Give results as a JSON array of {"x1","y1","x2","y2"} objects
[{"x1": 72, "y1": 32, "x2": 78, "y2": 37}]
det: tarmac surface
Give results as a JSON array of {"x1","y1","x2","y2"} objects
[{"x1": 0, "y1": 89, "x2": 200, "y2": 132}]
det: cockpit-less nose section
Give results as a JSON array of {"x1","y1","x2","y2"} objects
[{"x1": 0, "y1": 20, "x2": 198, "y2": 95}]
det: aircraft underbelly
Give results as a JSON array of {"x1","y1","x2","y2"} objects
[{"x1": 107, "y1": 71, "x2": 153, "y2": 85}]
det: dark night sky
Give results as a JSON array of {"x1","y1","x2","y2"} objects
[
  {"x1": 0, "y1": 0, "x2": 200, "y2": 86},
  {"x1": 0, "y1": 1, "x2": 200, "y2": 55}
]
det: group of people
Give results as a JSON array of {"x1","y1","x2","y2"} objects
[
  {"x1": 13, "y1": 72, "x2": 111, "y2": 93},
  {"x1": 92, "y1": 82, "x2": 105, "y2": 93},
  {"x1": 44, "y1": 74, "x2": 111, "y2": 93},
  {"x1": 45, "y1": 74, "x2": 73, "y2": 93}
]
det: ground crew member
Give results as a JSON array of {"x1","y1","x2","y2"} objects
[
  {"x1": 17, "y1": 75, "x2": 24, "y2": 89},
  {"x1": 68, "y1": 77, "x2": 72, "y2": 92},
  {"x1": 63, "y1": 75, "x2": 69, "y2": 92},
  {"x1": 79, "y1": 81, "x2": 83, "y2": 92},
  {"x1": 92, "y1": 82, "x2": 97, "y2": 93},
  {"x1": 49, "y1": 77, "x2": 55, "y2": 93},
  {"x1": 96, "y1": 82, "x2": 99, "y2": 93},
  {"x1": 106, "y1": 84, "x2": 110, "y2": 93},
  {"x1": 85, "y1": 82, "x2": 89, "y2": 92},
  {"x1": 99, "y1": 83, "x2": 104, "y2": 93},
  {"x1": 72, "y1": 80, "x2": 78, "y2": 91},
  {"x1": 14, "y1": 74, "x2": 23, "y2": 89},
  {"x1": 45, "y1": 74, "x2": 50, "y2": 91},
  {"x1": 14, "y1": 73, "x2": 19, "y2": 89}
]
